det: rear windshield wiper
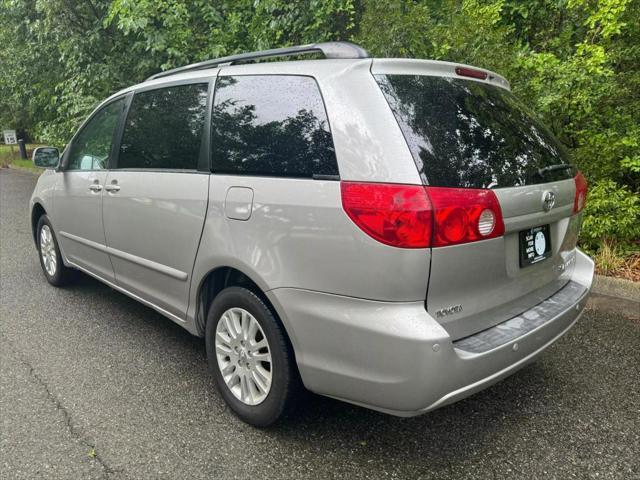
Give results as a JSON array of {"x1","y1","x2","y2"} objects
[{"x1": 537, "y1": 164, "x2": 574, "y2": 176}]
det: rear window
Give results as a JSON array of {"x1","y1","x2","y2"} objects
[
  {"x1": 376, "y1": 74, "x2": 574, "y2": 189},
  {"x1": 211, "y1": 75, "x2": 338, "y2": 178}
]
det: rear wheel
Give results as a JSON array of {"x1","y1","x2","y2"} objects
[
  {"x1": 37, "y1": 215, "x2": 73, "y2": 286},
  {"x1": 205, "y1": 286, "x2": 300, "y2": 427}
]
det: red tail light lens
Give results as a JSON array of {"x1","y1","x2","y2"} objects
[
  {"x1": 573, "y1": 171, "x2": 588, "y2": 213},
  {"x1": 455, "y1": 66, "x2": 488, "y2": 80},
  {"x1": 340, "y1": 182, "x2": 432, "y2": 248},
  {"x1": 427, "y1": 187, "x2": 505, "y2": 247},
  {"x1": 341, "y1": 182, "x2": 505, "y2": 248}
]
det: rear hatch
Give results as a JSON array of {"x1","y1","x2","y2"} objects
[{"x1": 374, "y1": 67, "x2": 585, "y2": 339}]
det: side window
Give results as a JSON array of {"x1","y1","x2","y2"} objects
[
  {"x1": 118, "y1": 84, "x2": 208, "y2": 170},
  {"x1": 211, "y1": 75, "x2": 339, "y2": 178},
  {"x1": 67, "y1": 98, "x2": 125, "y2": 171}
]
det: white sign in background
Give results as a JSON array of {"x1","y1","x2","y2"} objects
[{"x1": 3, "y1": 130, "x2": 17, "y2": 145}]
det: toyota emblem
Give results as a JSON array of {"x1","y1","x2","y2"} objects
[{"x1": 542, "y1": 191, "x2": 556, "y2": 212}]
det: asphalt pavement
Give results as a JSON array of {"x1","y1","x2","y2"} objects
[{"x1": 1, "y1": 168, "x2": 639, "y2": 479}]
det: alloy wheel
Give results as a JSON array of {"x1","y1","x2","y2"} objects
[
  {"x1": 40, "y1": 225, "x2": 57, "y2": 277},
  {"x1": 215, "y1": 307, "x2": 273, "y2": 405}
]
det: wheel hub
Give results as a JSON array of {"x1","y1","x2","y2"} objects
[{"x1": 238, "y1": 348, "x2": 249, "y2": 364}]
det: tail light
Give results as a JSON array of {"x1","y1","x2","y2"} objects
[
  {"x1": 573, "y1": 171, "x2": 588, "y2": 213},
  {"x1": 340, "y1": 182, "x2": 432, "y2": 248},
  {"x1": 427, "y1": 187, "x2": 505, "y2": 247},
  {"x1": 341, "y1": 182, "x2": 504, "y2": 248}
]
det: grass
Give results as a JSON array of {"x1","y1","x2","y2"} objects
[
  {"x1": 593, "y1": 241, "x2": 640, "y2": 282},
  {"x1": 0, "y1": 143, "x2": 45, "y2": 173}
]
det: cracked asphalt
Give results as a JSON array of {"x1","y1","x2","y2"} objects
[{"x1": 1, "y1": 168, "x2": 639, "y2": 479}]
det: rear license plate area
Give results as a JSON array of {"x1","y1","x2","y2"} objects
[{"x1": 519, "y1": 225, "x2": 551, "y2": 267}]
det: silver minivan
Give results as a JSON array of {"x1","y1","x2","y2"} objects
[{"x1": 30, "y1": 42, "x2": 594, "y2": 426}]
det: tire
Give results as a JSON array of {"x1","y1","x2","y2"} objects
[
  {"x1": 205, "y1": 286, "x2": 300, "y2": 427},
  {"x1": 36, "y1": 215, "x2": 73, "y2": 286}
]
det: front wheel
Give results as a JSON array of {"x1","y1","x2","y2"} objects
[
  {"x1": 205, "y1": 286, "x2": 300, "y2": 427},
  {"x1": 36, "y1": 215, "x2": 73, "y2": 286}
]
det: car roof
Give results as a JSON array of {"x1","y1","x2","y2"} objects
[
  {"x1": 100, "y1": 51, "x2": 510, "y2": 111},
  {"x1": 108, "y1": 57, "x2": 508, "y2": 98}
]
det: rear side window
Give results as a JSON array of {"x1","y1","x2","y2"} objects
[
  {"x1": 376, "y1": 74, "x2": 574, "y2": 189},
  {"x1": 118, "y1": 83, "x2": 208, "y2": 170},
  {"x1": 211, "y1": 75, "x2": 338, "y2": 178}
]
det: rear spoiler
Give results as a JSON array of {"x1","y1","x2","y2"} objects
[{"x1": 371, "y1": 58, "x2": 510, "y2": 91}]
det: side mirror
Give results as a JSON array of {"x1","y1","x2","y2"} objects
[{"x1": 32, "y1": 147, "x2": 60, "y2": 168}]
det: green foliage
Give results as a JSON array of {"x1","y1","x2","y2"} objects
[
  {"x1": 1, "y1": 0, "x2": 638, "y2": 256},
  {"x1": 509, "y1": 0, "x2": 639, "y2": 193},
  {"x1": 103, "y1": 0, "x2": 356, "y2": 69},
  {"x1": 354, "y1": 0, "x2": 516, "y2": 75},
  {"x1": 581, "y1": 180, "x2": 640, "y2": 255}
]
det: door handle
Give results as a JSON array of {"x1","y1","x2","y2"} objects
[
  {"x1": 88, "y1": 184, "x2": 103, "y2": 192},
  {"x1": 105, "y1": 179, "x2": 120, "y2": 193}
]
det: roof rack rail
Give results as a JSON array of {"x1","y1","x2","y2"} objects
[{"x1": 146, "y1": 41, "x2": 370, "y2": 81}]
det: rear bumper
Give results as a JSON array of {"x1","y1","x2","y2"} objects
[{"x1": 267, "y1": 249, "x2": 594, "y2": 416}]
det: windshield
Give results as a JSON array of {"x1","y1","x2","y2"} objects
[{"x1": 376, "y1": 74, "x2": 575, "y2": 188}]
